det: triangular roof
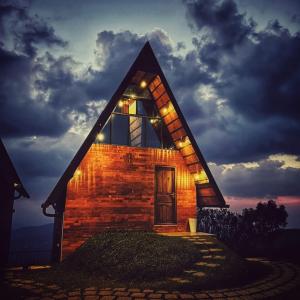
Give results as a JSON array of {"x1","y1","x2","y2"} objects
[
  {"x1": 42, "y1": 42, "x2": 226, "y2": 214},
  {"x1": 0, "y1": 138, "x2": 29, "y2": 198}
]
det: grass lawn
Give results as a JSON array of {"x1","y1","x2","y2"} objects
[{"x1": 14, "y1": 231, "x2": 270, "y2": 292}]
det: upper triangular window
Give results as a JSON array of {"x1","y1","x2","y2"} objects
[{"x1": 95, "y1": 76, "x2": 175, "y2": 149}]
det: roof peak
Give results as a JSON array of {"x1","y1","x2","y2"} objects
[{"x1": 131, "y1": 41, "x2": 160, "y2": 75}]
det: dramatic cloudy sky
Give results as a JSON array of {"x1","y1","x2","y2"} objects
[{"x1": 1, "y1": 0, "x2": 300, "y2": 228}]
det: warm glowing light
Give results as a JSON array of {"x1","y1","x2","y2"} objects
[
  {"x1": 140, "y1": 80, "x2": 147, "y2": 88},
  {"x1": 178, "y1": 137, "x2": 187, "y2": 147},
  {"x1": 162, "y1": 105, "x2": 169, "y2": 114},
  {"x1": 75, "y1": 169, "x2": 82, "y2": 177},
  {"x1": 150, "y1": 118, "x2": 155, "y2": 124},
  {"x1": 194, "y1": 170, "x2": 209, "y2": 183},
  {"x1": 131, "y1": 93, "x2": 136, "y2": 99},
  {"x1": 118, "y1": 101, "x2": 124, "y2": 108},
  {"x1": 162, "y1": 102, "x2": 171, "y2": 114},
  {"x1": 97, "y1": 133, "x2": 105, "y2": 142}
]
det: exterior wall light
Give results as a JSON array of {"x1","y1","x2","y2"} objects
[
  {"x1": 140, "y1": 81, "x2": 147, "y2": 88},
  {"x1": 96, "y1": 133, "x2": 105, "y2": 142},
  {"x1": 74, "y1": 169, "x2": 82, "y2": 177},
  {"x1": 162, "y1": 104, "x2": 169, "y2": 114},
  {"x1": 194, "y1": 170, "x2": 209, "y2": 183},
  {"x1": 179, "y1": 137, "x2": 186, "y2": 147}
]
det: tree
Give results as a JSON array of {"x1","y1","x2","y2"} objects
[
  {"x1": 242, "y1": 200, "x2": 288, "y2": 236},
  {"x1": 197, "y1": 200, "x2": 288, "y2": 254}
]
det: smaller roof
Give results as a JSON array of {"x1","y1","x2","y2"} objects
[{"x1": 0, "y1": 138, "x2": 29, "y2": 198}]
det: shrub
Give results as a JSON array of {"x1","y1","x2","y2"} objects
[{"x1": 197, "y1": 200, "x2": 288, "y2": 253}]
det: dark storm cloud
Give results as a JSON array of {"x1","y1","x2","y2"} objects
[
  {"x1": 183, "y1": 0, "x2": 300, "y2": 164},
  {"x1": 85, "y1": 30, "x2": 146, "y2": 100},
  {"x1": 210, "y1": 159, "x2": 300, "y2": 197},
  {"x1": 221, "y1": 22, "x2": 300, "y2": 121},
  {"x1": 0, "y1": 2, "x2": 84, "y2": 138},
  {"x1": 185, "y1": 0, "x2": 255, "y2": 49},
  {"x1": 0, "y1": 3, "x2": 67, "y2": 57},
  {"x1": 0, "y1": 48, "x2": 72, "y2": 137},
  {"x1": 0, "y1": 3, "x2": 72, "y2": 137},
  {"x1": 291, "y1": 14, "x2": 300, "y2": 24},
  {"x1": 34, "y1": 52, "x2": 90, "y2": 114}
]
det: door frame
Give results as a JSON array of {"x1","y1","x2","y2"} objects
[{"x1": 154, "y1": 165, "x2": 177, "y2": 225}]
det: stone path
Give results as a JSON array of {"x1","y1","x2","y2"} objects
[{"x1": 3, "y1": 233, "x2": 300, "y2": 299}]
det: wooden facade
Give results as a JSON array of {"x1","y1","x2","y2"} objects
[
  {"x1": 62, "y1": 144, "x2": 196, "y2": 259},
  {"x1": 42, "y1": 42, "x2": 227, "y2": 262}
]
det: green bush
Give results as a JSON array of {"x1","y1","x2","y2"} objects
[{"x1": 60, "y1": 231, "x2": 200, "y2": 280}]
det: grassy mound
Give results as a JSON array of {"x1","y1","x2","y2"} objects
[
  {"x1": 17, "y1": 233, "x2": 271, "y2": 291},
  {"x1": 60, "y1": 231, "x2": 200, "y2": 280}
]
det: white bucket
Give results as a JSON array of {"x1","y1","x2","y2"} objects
[{"x1": 189, "y1": 218, "x2": 197, "y2": 233}]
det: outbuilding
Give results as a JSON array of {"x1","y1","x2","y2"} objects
[{"x1": 0, "y1": 138, "x2": 29, "y2": 268}]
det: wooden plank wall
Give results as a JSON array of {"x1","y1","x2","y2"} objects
[{"x1": 62, "y1": 144, "x2": 196, "y2": 259}]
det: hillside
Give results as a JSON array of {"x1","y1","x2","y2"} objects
[{"x1": 9, "y1": 223, "x2": 53, "y2": 266}]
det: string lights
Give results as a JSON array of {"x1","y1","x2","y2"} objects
[
  {"x1": 179, "y1": 136, "x2": 187, "y2": 147},
  {"x1": 140, "y1": 80, "x2": 147, "y2": 88},
  {"x1": 96, "y1": 133, "x2": 105, "y2": 142}
]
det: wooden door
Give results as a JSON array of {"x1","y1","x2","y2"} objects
[{"x1": 155, "y1": 166, "x2": 176, "y2": 224}]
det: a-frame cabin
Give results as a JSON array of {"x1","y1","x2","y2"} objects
[
  {"x1": 42, "y1": 42, "x2": 227, "y2": 262},
  {"x1": 0, "y1": 138, "x2": 29, "y2": 268}
]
